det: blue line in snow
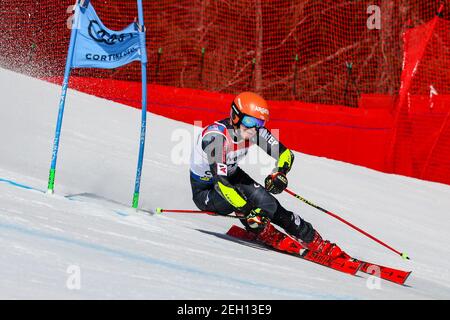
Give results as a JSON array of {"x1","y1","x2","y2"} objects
[
  {"x1": 0, "y1": 221, "x2": 356, "y2": 300},
  {"x1": 113, "y1": 211, "x2": 129, "y2": 217},
  {"x1": 0, "y1": 178, "x2": 44, "y2": 193},
  {"x1": 65, "y1": 195, "x2": 129, "y2": 217},
  {"x1": 0, "y1": 177, "x2": 128, "y2": 217}
]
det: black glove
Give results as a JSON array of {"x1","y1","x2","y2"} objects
[{"x1": 265, "y1": 172, "x2": 288, "y2": 194}]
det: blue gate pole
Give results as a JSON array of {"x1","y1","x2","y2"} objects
[
  {"x1": 132, "y1": 0, "x2": 148, "y2": 208},
  {"x1": 47, "y1": 3, "x2": 80, "y2": 194}
]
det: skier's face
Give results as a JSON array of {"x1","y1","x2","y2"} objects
[{"x1": 239, "y1": 124, "x2": 257, "y2": 140}]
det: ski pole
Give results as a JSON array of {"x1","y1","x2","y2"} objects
[
  {"x1": 155, "y1": 208, "x2": 243, "y2": 219},
  {"x1": 284, "y1": 188, "x2": 410, "y2": 260}
]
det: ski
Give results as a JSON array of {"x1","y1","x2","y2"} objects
[
  {"x1": 226, "y1": 224, "x2": 411, "y2": 285},
  {"x1": 226, "y1": 224, "x2": 362, "y2": 276},
  {"x1": 355, "y1": 260, "x2": 412, "y2": 285}
]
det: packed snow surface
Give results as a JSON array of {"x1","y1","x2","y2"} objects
[{"x1": 0, "y1": 68, "x2": 449, "y2": 299}]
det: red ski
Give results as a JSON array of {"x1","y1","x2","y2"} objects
[
  {"x1": 356, "y1": 261, "x2": 412, "y2": 285},
  {"x1": 226, "y1": 224, "x2": 411, "y2": 285},
  {"x1": 227, "y1": 223, "x2": 362, "y2": 276}
]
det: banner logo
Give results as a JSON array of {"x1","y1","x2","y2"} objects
[{"x1": 88, "y1": 20, "x2": 136, "y2": 45}]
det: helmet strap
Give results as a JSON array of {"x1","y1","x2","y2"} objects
[{"x1": 230, "y1": 102, "x2": 243, "y2": 128}]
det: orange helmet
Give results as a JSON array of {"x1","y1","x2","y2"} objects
[{"x1": 230, "y1": 92, "x2": 269, "y2": 128}]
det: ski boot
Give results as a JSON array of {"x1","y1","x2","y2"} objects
[{"x1": 305, "y1": 231, "x2": 350, "y2": 260}]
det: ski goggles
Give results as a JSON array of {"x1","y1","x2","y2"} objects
[{"x1": 241, "y1": 115, "x2": 265, "y2": 129}]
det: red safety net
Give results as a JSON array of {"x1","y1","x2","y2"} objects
[
  {"x1": 0, "y1": 0, "x2": 443, "y2": 105},
  {"x1": 389, "y1": 10, "x2": 450, "y2": 184}
]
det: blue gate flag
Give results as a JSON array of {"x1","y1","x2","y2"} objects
[
  {"x1": 71, "y1": 0, "x2": 146, "y2": 69},
  {"x1": 48, "y1": 0, "x2": 149, "y2": 210}
]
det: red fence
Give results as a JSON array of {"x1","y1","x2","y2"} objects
[{"x1": 44, "y1": 76, "x2": 393, "y2": 173}]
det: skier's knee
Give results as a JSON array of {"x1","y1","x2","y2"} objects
[{"x1": 247, "y1": 189, "x2": 278, "y2": 219}]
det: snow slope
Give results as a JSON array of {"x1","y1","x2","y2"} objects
[{"x1": 0, "y1": 67, "x2": 449, "y2": 299}]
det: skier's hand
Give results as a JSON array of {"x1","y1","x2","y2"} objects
[{"x1": 265, "y1": 172, "x2": 288, "y2": 194}]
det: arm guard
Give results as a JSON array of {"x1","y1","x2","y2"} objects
[{"x1": 277, "y1": 149, "x2": 294, "y2": 174}]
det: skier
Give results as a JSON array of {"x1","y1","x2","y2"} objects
[{"x1": 190, "y1": 92, "x2": 346, "y2": 258}]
